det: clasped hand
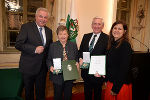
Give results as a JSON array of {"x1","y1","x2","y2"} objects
[{"x1": 35, "y1": 46, "x2": 44, "y2": 54}]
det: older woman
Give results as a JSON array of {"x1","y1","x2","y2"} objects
[
  {"x1": 104, "y1": 21, "x2": 133, "y2": 100},
  {"x1": 47, "y1": 25, "x2": 79, "y2": 100}
]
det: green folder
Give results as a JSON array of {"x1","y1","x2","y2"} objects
[{"x1": 62, "y1": 60, "x2": 79, "y2": 81}]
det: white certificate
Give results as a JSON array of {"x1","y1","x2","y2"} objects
[
  {"x1": 53, "y1": 58, "x2": 61, "y2": 69},
  {"x1": 89, "y1": 55, "x2": 106, "y2": 75},
  {"x1": 83, "y1": 52, "x2": 90, "y2": 63}
]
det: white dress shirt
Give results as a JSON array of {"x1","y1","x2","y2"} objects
[
  {"x1": 37, "y1": 25, "x2": 46, "y2": 45},
  {"x1": 89, "y1": 32, "x2": 101, "y2": 48}
]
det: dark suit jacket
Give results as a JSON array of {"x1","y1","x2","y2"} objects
[
  {"x1": 47, "y1": 41, "x2": 78, "y2": 85},
  {"x1": 15, "y1": 22, "x2": 53, "y2": 75},
  {"x1": 78, "y1": 32, "x2": 108, "y2": 83}
]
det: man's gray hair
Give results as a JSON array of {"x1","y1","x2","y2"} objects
[
  {"x1": 92, "y1": 16, "x2": 104, "y2": 25},
  {"x1": 36, "y1": 7, "x2": 50, "y2": 18}
]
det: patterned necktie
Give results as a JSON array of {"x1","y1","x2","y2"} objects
[
  {"x1": 39, "y1": 27, "x2": 44, "y2": 45},
  {"x1": 63, "y1": 47, "x2": 68, "y2": 61},
  {"x1": 89, "y1": 35, "x2": 97, "y2": 52}
]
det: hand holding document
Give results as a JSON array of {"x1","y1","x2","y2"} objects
[
  {"x1": 53, "y1": 58, "x2": 62, "y2": 74},
  {"x1": 80, "y1": 52, "x2": 90, "y2": 69},
  {"x1": 89, "y1": 55, "x2": 106, "y2": 75}
]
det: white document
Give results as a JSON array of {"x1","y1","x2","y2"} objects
[
  {"x1": 89, "y1": 56, "x2": 106, "y2": 75},
  {"x1": 53, "y1": 58, "x2": 61, "y2": 69},
  {"x1": 83, "y1": 52, "x2": 90, "y2": 63}
]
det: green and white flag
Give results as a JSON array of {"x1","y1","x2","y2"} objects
[{"x1": 66, "y1": 0, "x2": 79, "y2": 42}]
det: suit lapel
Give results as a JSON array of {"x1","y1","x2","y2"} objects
[
  {"x1": 87, "y1": 33, "x2": 93, "y2": 51},
  {"x1": 44, "y1": 27, "x2": 48, "y2": 45},
  {"x1": 92, "y1": 32, "x2": 103, "y2": 51}
]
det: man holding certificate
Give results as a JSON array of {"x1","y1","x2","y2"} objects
[
  {"x1": 78, "y1": 17, "x2": 108, "y2": 100},
  {"x1": 46, "y1": 25, "x2": 79, "y2": 100}
]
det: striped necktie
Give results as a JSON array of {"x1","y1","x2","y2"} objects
[
  {"x1": 39, "y1": 27, "x2": 44, "y2": 45},
  {"x1": 63, "y1": 47, "x2": 68, "y2": 61},
  {"x1": 89, "y1": 35, "x2": 97, "y2": 52}
]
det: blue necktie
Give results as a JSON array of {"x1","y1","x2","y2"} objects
[
  {"x1": 39, "y1": 27, "x2": 44, "y2": 45},
  {"x1": 89, "y1": 35, "x2": 97, "y2": 52}
]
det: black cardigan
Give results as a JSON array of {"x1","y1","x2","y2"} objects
[{"x1": 106, "y1": 40, "x2": 133, "y2": 94}]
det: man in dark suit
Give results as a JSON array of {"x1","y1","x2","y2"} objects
[
  {"x1": 79, "y1": 17, "x2": 108, "y2": 100},
  {"x1": 15, "y1": 7, "x2": 53, "y2": 100}
]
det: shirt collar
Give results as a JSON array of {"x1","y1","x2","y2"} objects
[
  {"x1": 92, "y1": 32, "x2": 101, "y2": 37},
  {"x1": 36, "y1": 23, "x2": 44, "y2": 29}
]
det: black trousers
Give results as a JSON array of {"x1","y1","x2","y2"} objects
[
  {"x1": 84, "y1": 80, "x2": 103, "y2": 100},
  {"x1": 53, "y1": 80, "x2": 73, "y2": 100},
  {"x1": 22, "y1": 67, "x2": 47, "y2": 100}
]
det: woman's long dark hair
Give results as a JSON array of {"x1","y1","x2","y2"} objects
[{"x1": 107, "y1": 21, "x2": 129, "y2": 50}]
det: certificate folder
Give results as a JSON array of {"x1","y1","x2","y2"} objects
[
  {"x1": 62, "y1": 60, "x2": 79, "y2": 81},
  {"x1": 88, "y1": 55, "x2": 106, "y2": 75}
]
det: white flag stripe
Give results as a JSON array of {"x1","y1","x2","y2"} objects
[{"x1": 70, "y1": 0, "x2": 78, "y2": 19}]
